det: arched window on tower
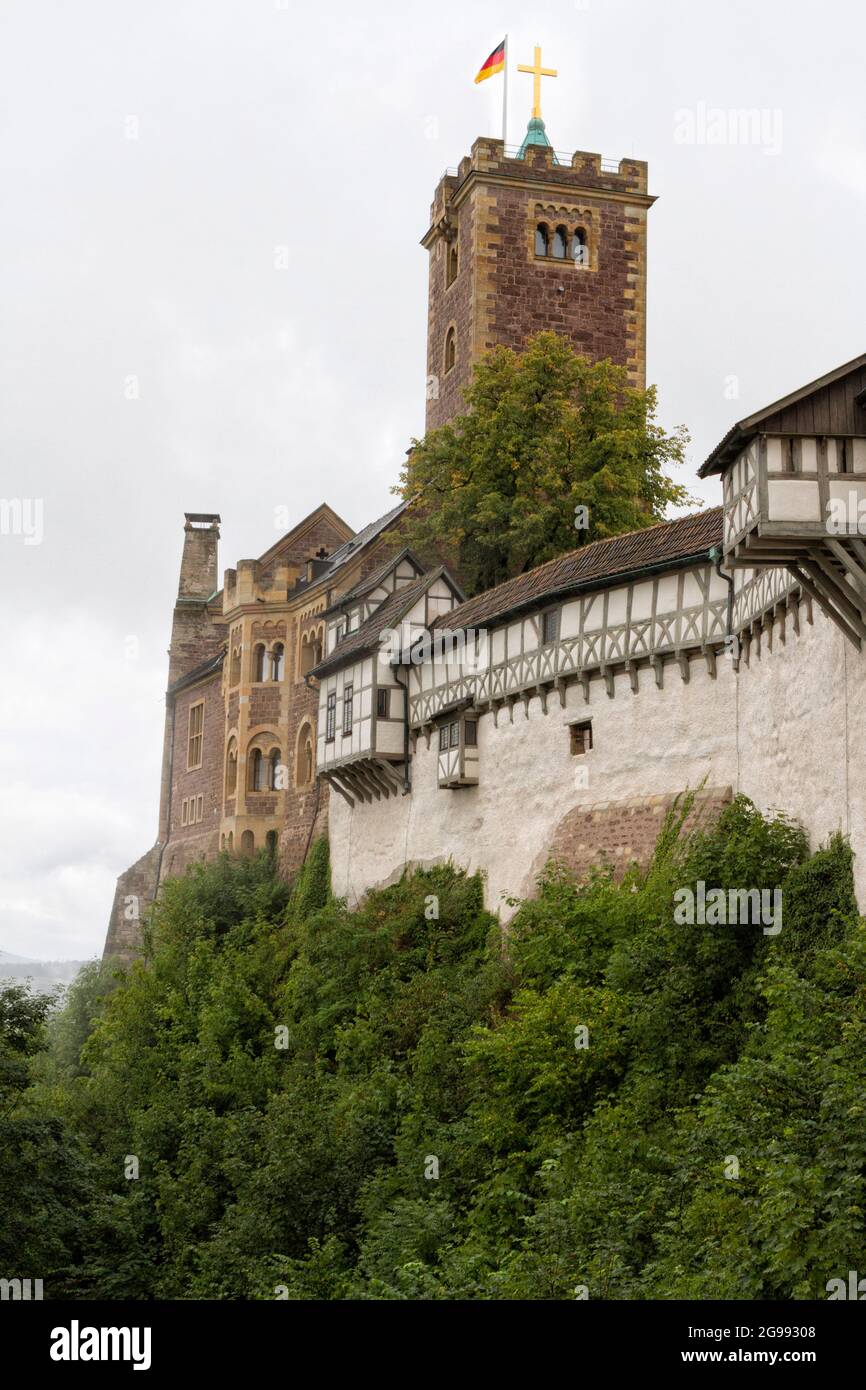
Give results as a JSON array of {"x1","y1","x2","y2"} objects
[
  {"x1": 573, "y1": 227, "x2": 588, "y2": 266},
  {"x1": 270, "y1": 643, "x2": 285, "y2": 681},
  {"x1": 446, "y1": 242, "x2": 458, "y2": 286},
  {"x1": 230, "y1": 646, "x2": 241, "y2": 686},
  {"x1": 225, "y1": 739, "x2": 238, "y2": 797},
  {"x1": 552, "y1": 225, "x2": 568, "y2": 259},
  {"x1": 253, "y1": 643, "x2": 266, "y2": 682},
  {"x1": 535, "y1": 223, "x2": 549, "y2": 257},
  {"x1": 444, "y1": 327, "x2": 456, "y2": 374},
  {"x1": 268, "y1": 748, "x2": 282, "y2": 791},
  {"x1": 240, "y1": 830, "x2": 254, "y2": 856},
  {"x1": 248, "y1": 748, "x2": 264, "y2": 791}
]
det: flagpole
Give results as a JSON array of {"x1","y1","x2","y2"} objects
[{"x1": 502, "y1": 34, "x2": 508, "y2": 146}]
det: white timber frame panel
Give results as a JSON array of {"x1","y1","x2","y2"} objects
[{"x1": 410, "y1": 562, "x2": 732, "y2": 725}]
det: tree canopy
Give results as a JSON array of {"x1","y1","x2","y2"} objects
[
  {"x1": 3, "y1": 804, "x2": 866, "y2": 1299},
  {"x1": 396, "y1": 333, "x2": 693, "y2": 595}
]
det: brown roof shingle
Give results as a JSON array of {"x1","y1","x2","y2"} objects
[{"x1": 435, "y1": 509, "x2": 723, "y2": 632}]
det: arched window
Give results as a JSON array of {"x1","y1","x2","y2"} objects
[
  {"x1": 240, "y1": 830, "x2": 254, "y2": 856},
  {"x1": 444, "y1": 327, "x2": 456, "y2": 374},
  {"x1": 573, "y1": 227, "x2": 588, "y2": 265},
  {"x1": 253, "y1": 644, "x2": 266, "y2": 682},
  {"x1": 446, "y1": 242, "x2": 458, "y2": 286},
  {"x1": 268, "y1": 748, "x2": 282, "y2": 790},
  {"x1": 535, "y1": 223, "x2": 549, "y2": 256},
  {"x1": 552, "y1": 225, "x2": 568, "y2": 259},
  {"x1": 230, "y1": 646, "x2": 241, "y2": 686},
  {"x1": 248, "y1": 748, "x2": 264, "y2": 791},
  {"x1": 226, "y1": 739, "x2": 238, "y2": 797},
  {"x1": 296, "y1": 721, "x2": 315, "y2": 787},
  {"x1": 270, "y1": 642, "x2": 285, "y2": 681}
]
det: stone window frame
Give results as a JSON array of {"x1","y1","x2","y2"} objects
[
  {"x1": 532, "y1": 205, "x2": 597, "y2": 272},
  {"x1": 187, "y1": 700, "x2": 204, "y2": 770},
  {"x1": 445, "y1": 238, "x2": 458, "y2": 288},
  {"x1": 298, "y1": 620, "x2": 325, "y2": 681},
  {"x1": 444, "y1": 324, "x2": 457, "y2": 375},
  {"x1": 225, "y1": 736, "x2": 238, "y2": 797},
  {"x1": 295, "y1": 719, "x2": 315, "y2": 788}
]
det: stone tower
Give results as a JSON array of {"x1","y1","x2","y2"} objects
[{"x1": 422, "y1": 121, "x2": 654, "y2": 432}]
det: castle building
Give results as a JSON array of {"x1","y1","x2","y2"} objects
[{"x1": 104, "y1": 105, "x2": 866, "y2": 960}]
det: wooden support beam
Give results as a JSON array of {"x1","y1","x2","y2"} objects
[
  {"x1": 326, "y1": 772, "x2": 355, "y2": 808},
  {"x1": 803, "y1": 556, "x2": 866, "y2": 640},
  {"x1": 702, "y1": 644, "x2": 717, "y2": 679},
  {"x1": 652, "y1": 656, "x2": 664, "y2": 689},
  {"x1": 788, "y1": 565, "x2": 862, "y2": 650},
  {"x1": 677, "y1": 651, "x2": 690, "y2": 684},
  {"x1": 554, "y1": 677, "x2": 566, "y2": 709},
  {"x1": 580, "y1": 672, "x2": 591, "y2": 703},
  {"x1": 826, "y1": 538, "x2": 866, "y2": 601},
  {"x1": 788, "y1": 594, "x2": 800, "y2": 636},
  {"x1": 601, "y1": 666, "x2": 614, "y2": 699},
  {"x1": 340, "y1": 766, "x2": 372, "y2": 804},
  {"x1": 626, "y1": 661, "x2": 639, "y2": 694},
  {"x1": 536, "y1": 683, "x2": 548, "y2": 715}
]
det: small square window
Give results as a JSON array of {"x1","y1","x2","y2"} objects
[
  {"x1": 542, "y1": 610, "x2": 559, "y2": 644},
  {"x1": 377, "y1": 688, "x2": 390, "y2": 718},
  {"x1": 570, "y1": 721, "x2": 593, "y2": 756}
]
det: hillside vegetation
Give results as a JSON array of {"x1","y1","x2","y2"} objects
[{"x1": 2, "y1": 796, "x2": 865, "y2": 1300}]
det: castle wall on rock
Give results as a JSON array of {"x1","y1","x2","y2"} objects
[{"x1": 326, "y1": 599, "x2": 865, "y2": 915}]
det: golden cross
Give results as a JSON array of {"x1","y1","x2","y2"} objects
[{"x1": 517, "y1": 44, "x2": 557, "y2": 119}]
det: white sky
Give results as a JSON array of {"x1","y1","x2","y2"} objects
[{"x1": 1, "y1": 0, "x2": 863, "y2": 960}]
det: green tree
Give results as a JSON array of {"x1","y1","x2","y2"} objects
[{"x1": 397, "y1": 332, "x2": 692, "y2": 594}]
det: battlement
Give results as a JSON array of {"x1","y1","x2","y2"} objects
[
  {"x1": 222, "y1": 558, "x2": 300, "y2": 614},
  {"x1": 424, "y1": 136, "x2": 650, "y2": 244}
]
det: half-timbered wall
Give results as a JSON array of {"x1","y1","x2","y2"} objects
[{"x1": 410, "y1": 562, "x2": 731, "y2": 726}]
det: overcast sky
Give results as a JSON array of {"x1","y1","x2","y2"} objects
[{"x1": 1, "y1": 0, "x2": 863, "y2": 962}]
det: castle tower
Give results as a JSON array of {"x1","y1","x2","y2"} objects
[{"x1": 422, "y1": 106, "x2": 655, "y2": 432}]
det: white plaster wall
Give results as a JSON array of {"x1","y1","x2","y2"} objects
[
  {"x1": 329, "y1": 653, "x2": 739, "y2": 915},
  {"x1": 328, "y1": 600, "x2": 866, "y2": 916},
  {"x1": 736, "y1": 604, "x2": 866, "y2": 904}
]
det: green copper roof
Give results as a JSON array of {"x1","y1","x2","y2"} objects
[{"x1": 517, "y1": 116, "x2": 559, "y2": 161}]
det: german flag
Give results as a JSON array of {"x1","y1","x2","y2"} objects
[{"x1": 474, "y1": 38, "x2": 506, "y2": 84}]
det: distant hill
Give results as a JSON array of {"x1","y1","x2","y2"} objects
[{"x1": 0, "y1": 950, "x2": 91, "y2": 993}]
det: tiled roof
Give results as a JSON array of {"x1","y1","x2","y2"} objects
[
  {"x1": 318, "y1": 500, "x2": 408, "y2": 577},
  {"x1": 435, "y1": 509, "x2": 723, "y2": 632},
  {"x1": 310, "y1": 572, "x2": 435, "y2": 678},
  {"x1": 321, "y1": 546, "x2": 425, "y2": 616}
]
